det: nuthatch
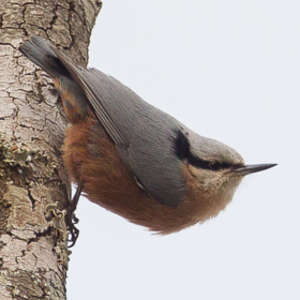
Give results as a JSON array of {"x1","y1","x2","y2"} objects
[{"x1": 19, "y1": 36, "x2": 276, "y2": 246}]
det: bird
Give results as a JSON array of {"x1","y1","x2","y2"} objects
[{"x1": 19, "y1": 36, "x2": 276, "y2": 246}]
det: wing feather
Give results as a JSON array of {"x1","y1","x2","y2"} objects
[{"x1": 48, "y1": 42, "x2": 185, "y2": 207}]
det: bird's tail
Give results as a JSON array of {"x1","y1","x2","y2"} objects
[{"x1": 19, "y1": 36, "x2": 69, "y2": 79}]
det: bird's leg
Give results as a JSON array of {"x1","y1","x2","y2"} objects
[{"x1": 66, "y1": 183, "x2": 83, "y2": 247}]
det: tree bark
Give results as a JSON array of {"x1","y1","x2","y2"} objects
[{"x1": 0, "y1": 0, "x2": 102, "y2": 299}]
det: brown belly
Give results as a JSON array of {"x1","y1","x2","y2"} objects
[{"x1": 62, "y1": 116, "x2": 228, "y2": 234}]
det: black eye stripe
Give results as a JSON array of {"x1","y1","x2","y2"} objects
[
  {"x1": 174, "y1": 130, "x2": 190, "y2": 160},
  {"x1": 173, "y1": 130, "x2": 240, "y2": 171},
  {"x1": 186, "y1": 154, "x2": 233, "y2": 170}
]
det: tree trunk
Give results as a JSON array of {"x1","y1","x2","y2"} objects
[{"x1": 0, "y1": 0, "x2": 102, "y2": 299}]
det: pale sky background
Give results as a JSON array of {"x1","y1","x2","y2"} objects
[{"x1": 67, "y1": 1, "x2": 299, "y2": 299}]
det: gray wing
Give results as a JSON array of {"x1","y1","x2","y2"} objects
[{"x1": 54, "y1": 50, "x2": 185, "y2": 206}]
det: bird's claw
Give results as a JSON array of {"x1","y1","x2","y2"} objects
[
  {"x1": 66, "y1": 209, "x2": 79, "y2": 248},
  {"x1": 65, "y1": 183, "x2": 83, "y2": 248}
]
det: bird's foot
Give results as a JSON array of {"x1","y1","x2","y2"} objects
[
  {"x1": 66, "y1": 183, "x2": 83, "y2": 248},
  {"x1": 66, "y1": 209, "x2": 79, "y2": 248}
]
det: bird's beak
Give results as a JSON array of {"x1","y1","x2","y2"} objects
[{"x1": 232, "y1": 163, "x2": 277, "y2": 176}]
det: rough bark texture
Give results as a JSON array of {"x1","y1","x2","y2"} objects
[{"x1": 0, "y1": 0, "x2": 102, "y2": 299}]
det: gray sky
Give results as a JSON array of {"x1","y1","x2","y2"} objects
[{"x1": 67, "y1": 1, "x2": 299, "y2": 299}]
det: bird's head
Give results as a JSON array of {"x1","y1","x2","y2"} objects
[{"x1": 175, "y1": 129, "x2": 276, "y2": 214}]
